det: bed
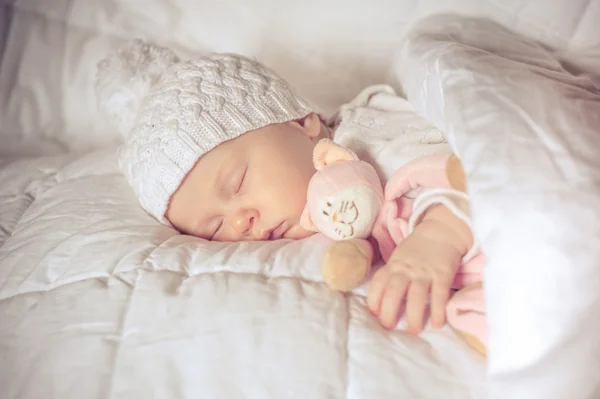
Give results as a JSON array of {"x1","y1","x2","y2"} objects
[{"x1": 1, "y1": 1, "x2": 600, "y2": 398}]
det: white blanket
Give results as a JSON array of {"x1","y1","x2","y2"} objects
[
  {"x1": 0, "y1": 150, "x2": 488, "y2": 398},
  {"x1": 398, "y1": 14, "x2": 600, "y2": 399}
]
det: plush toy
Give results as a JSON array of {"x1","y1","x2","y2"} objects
[
  {"x1": 300, "y1": 139, "x2": 487, "y2": 356},
  {"x1": 299, "y1": 138, "x2": 470, "y2": 291},
  {"x1": 299, "y1": 139, "x2": 384, "y2": 292}
]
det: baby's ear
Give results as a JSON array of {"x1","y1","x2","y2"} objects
[
  {"x1": 300, "y1": 205, "x2": 320, "y2": 232},
  {"x1": 313, "y1": 139, "x2": 359, "y2": 170}
]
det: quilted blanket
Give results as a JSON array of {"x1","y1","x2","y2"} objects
[{"x1": 0, "y1": 149, "x2": 488, "y2": 399}]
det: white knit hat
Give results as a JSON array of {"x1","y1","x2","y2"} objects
[{"x1": 95, "y1": 39, "x2": 313, "y2": 224}]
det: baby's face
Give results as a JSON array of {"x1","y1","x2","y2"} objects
[{"x1": 166, "y1": 113, "x2": 324, "y2": 241}]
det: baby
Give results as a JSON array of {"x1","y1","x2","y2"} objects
[{"x1": 96, "y1": 40, "x2": 474, "y2": 335}]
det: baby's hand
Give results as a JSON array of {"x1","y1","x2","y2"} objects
[{"x1": 367, "y1": 205, "x2": 472, "y2": 334}]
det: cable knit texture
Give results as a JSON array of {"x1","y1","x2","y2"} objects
[{"x1": 96, "y1": 41, "x2": 313, "y2": 224}]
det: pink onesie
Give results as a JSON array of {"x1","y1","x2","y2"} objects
[{"x1": 371, "y1": 153, "x2": 487, "y2": 349}]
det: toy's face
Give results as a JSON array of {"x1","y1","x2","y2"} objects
[
  {"x1": 317, "y1": 185, "x2": 382, "y2": 240},
  {"x1": 299, "y1": 138, "x2": 385, "y2": 240}
]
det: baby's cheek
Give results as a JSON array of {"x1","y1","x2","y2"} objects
[
  {"x1": 286, "y1": 224, "x2": 315, "y2": 240},
  {"x1": 262, "y1": 172, "x2": 306, "y2": 215}
]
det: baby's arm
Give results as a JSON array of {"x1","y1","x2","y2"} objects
[
  {"x1": 409, "y1": 187, "x2": 477, "y2": 261},
  {"x1": 367, "y1": 193, "x2": 474, "y2": 333},
  {"x1": 418, "y1": 203, "x2": 473, "y2": 260}
]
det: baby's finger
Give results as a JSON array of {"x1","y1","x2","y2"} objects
[
  {"x1": 379, "y1": 274, "x2": 409, "y2": 329},
  {"x1": 405, "y1": 279, "x2": 429, "y2": 335},
  {"x1": 430, "y1": 280, "x2": 451, "y2": 329},
  {"x1": 367, "y1": 267, "x2": 391, "y2": 315}
]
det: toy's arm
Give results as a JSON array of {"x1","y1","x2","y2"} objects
[
  {"x1": 384, "y1": 153, "x2": 452, "y2": 201},
  {"x1": 322, "y1": 238, "x2": 375, "y2": 292}
]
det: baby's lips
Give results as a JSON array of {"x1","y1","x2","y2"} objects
[{"x1": 258, "y1": 228, "x2": 274, "y2": 241}]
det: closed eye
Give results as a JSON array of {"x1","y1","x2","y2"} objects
[
  {"x1": 210, "y1": 219, "x2": 224, "y2": 241},
  {"x1": 235, "y1": 166, "x2": 248, "y2": 194}
]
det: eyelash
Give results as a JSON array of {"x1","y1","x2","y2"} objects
[
  {"x1": 236, "y1": 166, "x2": 248, "y2": 194},
  {"x1": 211, "y1": 219, "x2": 224, "y2": 240}
]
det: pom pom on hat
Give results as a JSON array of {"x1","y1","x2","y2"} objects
[
  {"x1": 95, "y1": 40, "x2": 313, "y2": 225},
  {"x1": 95, "y1": 39, "x2": 179, "y2": 139}
]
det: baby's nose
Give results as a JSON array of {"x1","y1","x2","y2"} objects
[{"x1": 231, "y1": 208, "x2": 258, "y2": 238}]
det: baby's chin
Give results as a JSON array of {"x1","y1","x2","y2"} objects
[{"x1": 284, "y1": 224, "x2": 316, "y2": 240}]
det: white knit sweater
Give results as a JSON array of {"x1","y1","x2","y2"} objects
[{"x1": 332, "y1": 84, "x2": 477, "y2": 260}]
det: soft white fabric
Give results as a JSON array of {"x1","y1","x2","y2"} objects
[
  {"x1": 397, "y1": 14, "x2": 600, "y2": 399},
  {"x1": 1, "y1": 0, "x2": 600, "y2": 156},
  {"x1": 331, "y1": 84, "x2": 452, "y2": 182},
  {"x1": 0, "y1": 149, "x2": 488, "y2": 398},
  {"x1": 332, "y1": 85, "x2": 477, "y2": 257}
]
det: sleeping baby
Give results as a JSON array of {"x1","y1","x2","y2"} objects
[{"x1": 95, "y1": 40, "x2": 482, "y2": 348}]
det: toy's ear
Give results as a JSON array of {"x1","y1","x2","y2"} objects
[
  {"x1": 313, "y1": 139, "x2": 359, "y2": 170},
  {"x1": 300, "y1": 205, "x2": 320, "y2": 232},
  {"x1": 446, "y1": 154, "x2": 467, "y2": 192}
]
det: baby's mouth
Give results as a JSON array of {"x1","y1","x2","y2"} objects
[{"x1": 269, "y1": 221, "x2": 287, "y2": 240}]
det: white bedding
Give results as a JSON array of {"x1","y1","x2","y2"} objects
[
  {"x1": 398, "y1": 15, "x2": 600, "y2": 399},
  {"x1": 1, "y1": 0, "x2": 599, "y2": 155},
  {"x1": 2, "y1": 1, "x2": 600, "y2": 399},
  {"x1": 0, "y1": 149, "x2": 488, "y2": 398}
]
